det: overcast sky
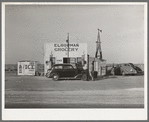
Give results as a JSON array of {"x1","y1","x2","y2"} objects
[{"x1": 5, "y1": 4, "x2": 145, "y2": 64}]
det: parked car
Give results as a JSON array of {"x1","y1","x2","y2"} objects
[
  {"x1": 111, "y1": 63, "x2": 137, "y2": 76},
  {"x1": 128, "y1": 63, "x2": 143, "y2": 73},
  {"x1": 45, "y1": 64, "x2": 87, "y2": 81}
]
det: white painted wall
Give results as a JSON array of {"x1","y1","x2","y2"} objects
[{"x1": 44, "y1": 43, "x2": 87, "y2": 73}]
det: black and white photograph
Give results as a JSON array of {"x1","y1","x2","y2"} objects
[{"x1": 2, "y1": 2, "x2": 147, "y2": 120}]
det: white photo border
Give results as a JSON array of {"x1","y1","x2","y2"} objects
[{"x1": 2, "y1": 2, "x2": 148, "y2": 120}]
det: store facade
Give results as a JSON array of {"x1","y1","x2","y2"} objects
[{"x1": 44, "y1": 43, "x2": 87, "y2": 74}]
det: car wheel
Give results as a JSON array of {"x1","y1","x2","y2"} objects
[
  {"x1": 52, "y1": 74, "x2": 59, "y2": 81},
  {"x1": 122, "y1": 71, "x2": 125, "y2": 76},
  {"x1": 81, "y1": 74, "x2": 87, "y2": 81}
]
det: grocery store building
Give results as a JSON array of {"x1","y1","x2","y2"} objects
[{"x1": 44, "y1": 43, "x2": 87, "y2": 73}]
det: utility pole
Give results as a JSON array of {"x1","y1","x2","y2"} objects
[
  {"x1": 87, "y1": 54, "x2": 89, "y2": 81},
  {"x1": 95, "y1": 29, "x2": 103, "y2": 77},
  {"x1": 68, "y1": 33, "x2": 69, "y2": 58},
  {"x1": 66, "y1": 33, "x2": 69, "y2": 63}
]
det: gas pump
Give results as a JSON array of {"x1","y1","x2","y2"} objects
[{"x1": 82, "y1": 52, "x2": 85, "y2": 66}]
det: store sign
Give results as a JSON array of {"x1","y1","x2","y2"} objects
[
  {"x1": 54, "y1": 44, "x2": 79, "y2": 52},
  {"x1": 19, "y1": 64, "x2": 22, "y2": 73},
  {"x1": 24, "y1": 65, "x2": 35, "y2": 70},
  {"x1": 57, "y1": 60, "x2": 62, "y2": 62},
  {"x1": 18, "y1": 62, "x2": 35, "y2": 75}
]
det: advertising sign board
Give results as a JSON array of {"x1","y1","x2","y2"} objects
[{"x1": 18, "y1": 61, "x2": 35, "y2": 75}]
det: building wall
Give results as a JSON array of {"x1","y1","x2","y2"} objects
[{"x1": 44, "y1": 43, "x2": 87, "y2": 73}]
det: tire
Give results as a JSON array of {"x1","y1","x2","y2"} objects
[
  {"x1": 81, "y1": 74, "x2": 87, "y2": 81},
  {"x1": 52, "y1": 74, "x2": 59, "y2": 81}
]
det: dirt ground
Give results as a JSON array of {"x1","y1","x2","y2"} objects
[{"x1": 5, "y1": 72, "x2": 144, "y2": 108}]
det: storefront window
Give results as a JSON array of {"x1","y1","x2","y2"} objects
[
  {"x1": 70, "y1": 58, "x2": 76, "y2": 64},
  {"x1": 63, "y1": 58, "x2": 70, "y2": 63},
  {"x1": 77, "y1": 57, "x2": 82, "y2": 63}
]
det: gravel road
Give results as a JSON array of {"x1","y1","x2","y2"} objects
[{"x1": 5, "y1": 75, "x2": 144, "y2": 108}]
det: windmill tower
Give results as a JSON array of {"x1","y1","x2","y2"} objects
[
  {"x1": 95, "y1": 29, "x2": 102, "y2": 59},
  {"x1": 94, "y1": 29, "x2": 107, "y2": 77}
]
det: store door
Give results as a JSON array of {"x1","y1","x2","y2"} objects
[{"x1": 63, "y1": 58, "x2": 70, "y2": 63}]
